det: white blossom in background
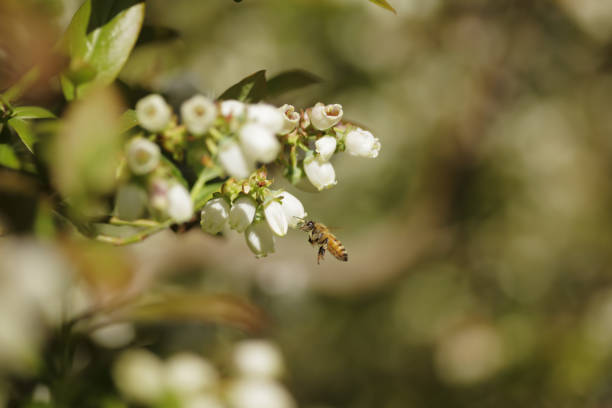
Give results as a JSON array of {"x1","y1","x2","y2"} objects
[
  {"x1": 345, "y1": 128, "x2": 381, "y2": 158},
  {"x1": 247, "y1": 103, "x2": 284, "y2": 134},
  {"x1": 113, "y1": 349, "x2": 165, "y2": 405},
  {"x1": 239, "y1": 123, "x2": 281, "y2": 163},
  {"x1": 245, "y1": 222, "x2": 276, "y2": 257},
  {"x1": 315, "y1": 136, "x2": 337, "y2": 161},
  {"x1": 275, "y1": 191, "x2": 306, "y2": 228},
  {"x1": 303, "y1": 156, "x2": 337, "y2": 191},
  {"x1": 126, "y1": 137, "x2": 160, "y2": 175},
  {"x1": 115, "y1": 184, "x2": 147, "y2": 220},
  {"x1": 90, "y1": 322, "x2": 135, "y2": 349},
  {"x1": 181, "y1": 95, "x2": 217, "y2": 135},
  {"x1": 220, "y1": 99, "x2": 246, "y2": 118},
  {"x1": 184, "y1": 394, "x2": 225, "y2": 408},
  {"x1": 164, "y1": 353, "x2": 219, "y2": 397},
  {"x1": 31, "y1": 384, "x2": 51, "y2": 404},
  {"x1": 167, "y1": 184, "x2": 194, "y2": 223},
  {"x1": 229, "y1": 196, "x2": 257, "y2": 232},
  {"x1": 227, "y1": 378, "x2": 296, "y2": 408},
  {"x1": 233, "y1": 340, "x2": 284, "y2": 379},
  {"x1": 201, "y1": 198, "x2": 230, "y2": 234},
  {"x1": 264, "y1": 200, "x2": 288, "y2": 237},
  {"x1": 218, "y1": 140, "x2": 252, "y2": 180},
  {"x1": 149, "y1": 178, "x2": 170, "y2": 211},
  {"x1": 278, "y1": 104, "x2": 300, "y2": 134},
  {"x1": 310, "y1": 102, "x2": 343, "y2": 130},
  {"x1": 135, "y1": 94, "x2": 172, "y2": 132}
]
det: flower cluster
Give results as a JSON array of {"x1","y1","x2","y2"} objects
[{"x1": 113, "y1": 340, "x2": 295, "y2": 408}]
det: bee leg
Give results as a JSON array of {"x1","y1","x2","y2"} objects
[
  {"x1": 308, "y1": 236, "x2": 314, "y2": 245},
  {"x1": 317, "y1": 238, "x2": 328, "y2": 265}
]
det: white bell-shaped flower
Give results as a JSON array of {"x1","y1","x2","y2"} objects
[
  {"x1": 229, "y1": 196, "x2": 257, "y2": 232},
  {"x1": 113, "y1": 349, "x2": 165, "y2": 405},
  {"x1": 164, "y1": 353, "x2": 219, "y2": 397},
  {"x1": 126, "y1": 137, "x2": 160, "y2": 175},
  {"x1": 310, "y1": 102, "x2": 343, "y2": 130},
  {"x1": 314, "y1": 136, "x2": 337, "y2": 161},
  {"x1": 263, "y1": 200, "x2": 288, "y2": 237},
  {"x1": 239, "y1": 123, "x2": 281, "y2": 163},
  {"x1": 345, "y1": 128, "x2": 381, "y2": 158},
  {"x1": 227, "y1": 378, "x2": 296, "y2": 408},
  {"x1": 233, "y1": 340, "x2": 284, "y2": 379},
  {"x1": 274, "y1": 191, "x2": 306, "y2": 228},
  {"x1": 201, "y1": 197, "x2": 230, "y2": 234},
  {"x1": 167, "y1": 184, "x2": 194, "y2": 223},
  {"x1": 218, "y1": 140, "x2": 253, "y2": 180},
  {"x1": 220, "y1": 99, "x2": 246, "y2": 118},
  {"x1": 303, "y1": 156, "x2": 337, "y2": 191},
  {"x1": 135, "y1": 94, "x2": 172, "y2": 132},
  {"x1": 180, "y1": 95, "x2": 217, "y2": 136},
  {"x1": 245, "y1": 222, "x2": 275, "y2": 258},
  {"x1": 278, "y1": 104, "x2": 300, "y2": 134},
  {"x1": 247, "y1": 103, "x2": 284, "y2": 134}
]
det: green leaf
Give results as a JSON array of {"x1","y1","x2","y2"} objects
[
  {"x1": 194, "y1": 182, "x2": 223, "y2": 210},
  {"x1": 12, "y1": 106, "x2": 56, "y2": 120},
  {"x1": 267, "y1": 69, "x2": 322, "y2": 97},
  {"x1": 7, "y1": 117, "x2": 37, "y2": 153},
  {"x1": 0, "y1": 144, "x2": 20, "y2": 169},
  {"x1": 160, "y1": 155, "x2": 188, "y2": 188},
  {"x1": 62, "y1": 0, "x2": 145, "y2": 99},
  {"x1": 218, "y1": 70, "x2": 267, "y2": 103},
  {"x1": 119, "y1": 109, "x2": 138, "y2": 133},
  {"x1": 368, "y1": 0, "x2": 397, "y2": 14},
  {"x1": 136, "y1": 25, "x2": 180, "y2": 46}
]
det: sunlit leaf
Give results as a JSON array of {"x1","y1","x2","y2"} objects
[
  {"x1": 267, "y1": 69, "x2": 322, "y2": 97},
  {"x1": 218, "y1": 70, "x2": 267, "y2": 102},
  {"x1": 0, "y1": 144, "x2": 20, "y2": 169},
  {"x1": 118, "y1": 109, "x2": 138, "y2": 133},
  {"x1": 12, "y1": 106, "x2": 56, "y2": 120},
  {"x1": 7, "y1": 117, "x2": 37, "y2": 153},
  {"x1": 368, "y1": 0, "x2": 397, "y2": 14},
  {"x1": 194, "y1": 182, "x2": 223, "y2": 210}
]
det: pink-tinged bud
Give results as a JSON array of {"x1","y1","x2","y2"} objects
[
  {"x1": 180, "y1": 95, "x2": 217, "y2": 136},
  {"x1": 345, "y1": 128, "x2": 381, "y2": 158},
  {"x1": 303, "y1": 156, "x2": 337, "y2": 191},
  {"x1": 315, "y1": 136, "x2": 337, "y2": 161},
  {"x1": 135, "y1": 94, "x2": 172, "y2": 132},
  {"x1": 278, "y1": 104, "x2": 300, "y2": 135},
  {"x1": 310, "y1": 102, "x2": 343, "y2": 130}
]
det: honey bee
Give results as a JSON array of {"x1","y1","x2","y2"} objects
[{"x1": 298, "y1": 220, "x2": 348, "y2": 264}]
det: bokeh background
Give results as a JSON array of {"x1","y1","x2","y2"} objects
[{"x1": 3, "y1": 0, "x2": 612, "y2": 406}]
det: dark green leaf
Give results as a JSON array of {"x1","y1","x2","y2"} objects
[
  {"x1": 194, "y1": 182, "x2": 223, "y2": 210},
  {"x1": 12, "y1": 106, "x2": 56, "y2": 120},
  {"x1": 160, "y1": 155, "x2": 188, "y2": 188},
  {"x1": 136, "y1": 25, "x2": 180, "y2": 46},
  {"x1": 267, "y1": 69, "x2": 322, "y2": 97},
  {"x1": 7, "y1": 118, "x2": 37, "y2": 153},
  {"x1": 0, "y1": 144, "x2": 20, "y2": 169},
  {"x1": 218, "y1": 70, "x2": 267, "y2": 102},
  {"x1": 368, "y1": 0, "x2": 397, "y2": 14},
  {"x1": 119, "y1": 109, "x2": 138, "y2": 133}
]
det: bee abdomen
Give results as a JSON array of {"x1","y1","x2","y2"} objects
[{"x1": 328, "y1": 239, "x2": 348, "y2": 262}]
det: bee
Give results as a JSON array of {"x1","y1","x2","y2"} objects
[{"x1": 298, "y1": 220, "x2": 348, "y2": 264}]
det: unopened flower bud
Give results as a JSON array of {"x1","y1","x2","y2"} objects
[
  {"x1": 303, "y1": 156, "x2": 337, "y2": 191},
  {"x1": 167, "y1": 184, "x2": 194, "y2": 223},
  {"x1": 247, "y1": 103, "x2": 284, "y2": 134},
  {"x1": 126, "y1": 137, "x2": 160, "y2": 175},
  {"x1": 310, "y1": 102, "x2": 343, "y2": 130},
  {"x1": 181, "y1": 95, "x2": 217, "y2": 136},
  {"x1": 201, "y1": 197, "x2": 230, "y2": 234},
  {"x1": 315, "y1": 136, "x2": 337, "y2": 161},
  {"x1": 245, "y1": 222, "x2": 275, "y2": 258},
  {"x1": 275, "y1": 191, "x2": 306, "y2": 228},
  {"x1": 220, "y1": 100, "x2": 246, "y2": 118},
  {"x1": 264, "y1": 200, "x2": 288, "y2": 237},
  {"x1": 279, "y1": 104, "x2": 300, "y2": 135},
  {"x1": 229, "y1": 196, "x2": 257, "y2": 232},
  {"x1": 218, "y1": 140, "x2": 253, "y2": 180},
  {"x1": 150, "y1": 179, "x2": 169, "y2": 211},
  {"x1": 233, "y1": 340, "x2": 284, "y2": 379},
  {"x1": 135, "y1": 94, "x2": 172, "y2": 132},
  {"x1": 345, "y1": 128, "x2": 381, "y2": 158},
  {"x1": 239, "y1": 124, "x2": 281, "y2": 163}
]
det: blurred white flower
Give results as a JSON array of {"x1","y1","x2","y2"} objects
[
  {"x1": 310, "y1": 103, "x2": 343, "y2": 131},
  {"x1": 113, "y1": 349, "x2": 165, "y2": 404},
  {"x1": 136, "y1": 94, "x2": 172, "y2": 132},
  {"x1": 303, "y1": 156, "x2": 337, "y2": 191},
  {"x1": 218, "y1": 140, "x2": 253, "y2": 180},
  {"x1": 278, "y1": 104, "x2": 300, "y2": 135},
  {"x1": 228, "y1": 378, "x2": 295, "y2": 408},
  {"x1": 181, "y1": 95, "x2": 217, "y2": 135},
  {"x1": 220, "y1": 100, "x2": 246, "y2": 118},
  {"x1": 115, "y1": 184, "x2": 147, "y2": 220},
  {"x1": 345, "y1": 128, "x2": 381, "y2": 158},
  {"x1": 274, "y1": 191, "x2": 306, "y2": 229},
  {"x1": 247, "y1": 103, "x2": 284, "y2": 134},
  {"x1": 264, "y1": 200, "x2": 288, "y2": 237},
  {"x1": 229, "y1": 196, "x2": 257, "y2": 232},
  {"x1": 245, "y1": 222, "x2": 276, "y2": 258},
  {"x1": 239, "y1": 123, "x2": 281, "y2": 163},
  {"x1": 167, "y1": 184, "x2": 194, "y2": 223},
  {"x1": 233, "y1": 340, "x2": 284, "y2": 379},
  {"x1": 150, "y1": 178, "x2": 170, "y2": 211},
  {"x1": 315, "y1": 136, "x2": 337, "y2": 161},
  {"x1": 126, "y1": 137, "x2": 161, "y2": 175},
  {"x1": 165, "y1": 353, "x2": 219, "y2": 397},
  {"x1": 32, "y1": 384, "x2": 51, "y2": 404},
  {"x1": 201, "y1": 198, "x2": 230, "y2": 234},
  {"x1": 90, "y1": 322, "x2": 135, "y2": 349},
  {"x1": 184, "y1": 394, "x2": 225, "y2": 408}
]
